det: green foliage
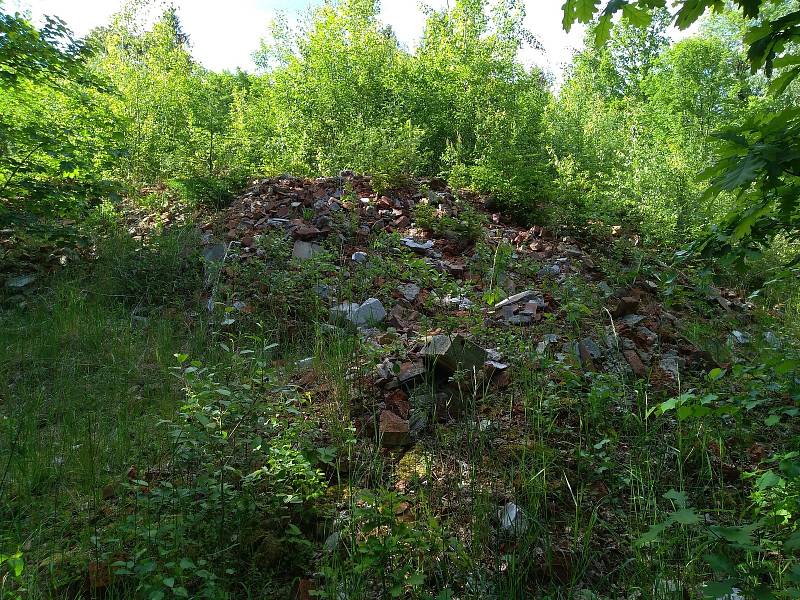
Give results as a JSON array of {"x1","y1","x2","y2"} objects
[
  {"x1": 0, "y1": 8, "x2": 119, "y2": 222},
  {"x1": 560, "y1": 0, "x2": 800, "y2": 266}
]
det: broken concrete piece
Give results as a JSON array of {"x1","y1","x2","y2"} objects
[
  {"x1": 379, "y1": 410, "x2": 410, "y2": 447},
  {"x1": 422, "y1": 334, "x2": 488, "y2": 374},
  {"x1": 292, "y1": 240, "x2": 323, "y2": 260}
]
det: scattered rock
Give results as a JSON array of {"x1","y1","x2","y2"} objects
[
  {"x1": 331, "y1": 298, "x2": 387, "y2": 326},
  {"x1": 537, "y1": 334, "x2": 560, "y2": 354},
  {"x1": 5, "y1": 274, "x2": 37, "y2": 289},
  {"x1": 422, "y1": 334, "x2": 488, "y2": 374},
  {"x1": 580, "y1": 337, "x2": 602, "y2": 360},
  {"x1": 293, "y1": 240, "x2": 323, "y2": 260},
  {"x1": 402, "y1": 237, "x2": 434, "y2": 254},
  {"x1": 494, "y1": 290, "x2": 540, "y2": 311},
  {"x1": 659, "y1": 354, "x2": 680, "y2": 380},
  {"x1": 379, "y1": 410, "x2": 410, "y2": 447},
  {"x1": 397, "y1": 362, "x2": 426, "y2": 387},
  {"x1": 538, "y1": 264, "x2": 561, "y2": 278},
  {"x1": 613, "y1": 296, "x2": 640, "y2": 317},
  {"x1": 443, "y1": 295, "x2": 474, "y2": 309},
  {"x1": 624, "y1": 350, "x2": 647, "y2": 378},
  {"x1": 497, "y1": 502, "x2": 528, "y2": 537},
  {"x1": 619, "y1": 314, "x2": 646, "y2": 328},
  {"x1": 355, "y1": 298, "x2": 386, "y2": 326},
  {"x1": 729, "y1": 330, "x2": 751, "y2": 345},
  {"x1": 397, "y1": 283, "x2": 421, "y2": 302},
  {"x1": 351, "y1": 251, "x2": 368, "y2": 263}
]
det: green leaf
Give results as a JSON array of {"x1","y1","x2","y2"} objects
[
  {"x1": 702, "y1": 580, "x2": 736, "y2": 599},
  {"x1": 664, "y1": 489, "x2": 688, "y2": 509},
  {"x1": 756, "y1": 470, "x2": 783, "y2": 490},
  {"x1": 704, "y1": 552, "x2": 735, "y2": 575},
  {"x1": 776, "y1": 360, "x2": 800, "y2": 375},
  {"x1": 670, "y1": 508, "x2": 700, "y2": 525},
  {"x1": 408, "y1": 571, "x2": 425, "y2": 586},
  {"x1": 785, "y1": 530, "x2": 800, "y2": 552},
  {"x1": 594, "y1": 13, "x2": 614, "y2": 45},
  {"x1": 621, "y1": 4, "x2": 651, "y2": 27},
  {"x1": 635, "y1": 521, "x2": 667, "y2": 546},
  {"x1": 707, "y1": 368, "x2": 726, "y2": 381}
]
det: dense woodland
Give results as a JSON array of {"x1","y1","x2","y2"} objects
[{"x1": 1, "y1": 0, "x2": 799, "y2": 598}]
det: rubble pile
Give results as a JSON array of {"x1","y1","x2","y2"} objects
[{"x1": 203, "y1": 172, "x2": 753, "y2": 447}]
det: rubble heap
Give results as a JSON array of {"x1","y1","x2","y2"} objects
[{"x1": 202, "y1": 172, "x2": 752, "y2": 446}]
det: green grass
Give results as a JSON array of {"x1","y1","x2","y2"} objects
[{"x1": 1, "y1": 212, "x2": 798, "y2": 599}]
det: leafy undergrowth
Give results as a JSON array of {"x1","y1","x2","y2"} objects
[{"x1": 1, "y1": 176, "x2": 798, "y2": 600}]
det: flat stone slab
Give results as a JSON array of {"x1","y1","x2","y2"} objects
[{"x1": 422, "y1": 334, "x2": 487, "y2": 374}]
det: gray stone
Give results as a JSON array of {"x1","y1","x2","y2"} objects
[
  {"x1": 597, "y1": 281, "x2": 613, "y2": 296},
  {"x1": 536, "y1": 334, "x2": 560, "y2": 354},
  {"x1": 660, "y1": 355, "x2": 680, "y2": 380},
  {"x1": 353, "y1": 298, "x2": 386, "y2": 326},
  {"x1": 493, "y1": 290, "x2": 541, "y2": 311},
  {"x1": 497, "y1": 502, "x2": 528, "y2": 537},
  {"x1": 351, "y1": 251, "x2": 368, "y2": 263},
  {"x1": 538, "y1": 264, "x2": 561, "y2": 277},
  {"x1": 447, "y1": 295, "x2": 474, "y2": 309},
  {"x1": 292, "y1": 240, "x2": 323, "y2": 260},
  {"x1": 729, "y1": 330, "x2": 751, "y2": 345},
  {"x1": 330, "y1": 302, "x2": 360, "y2": 323},
  {"x1": 201, "y1": 243, "x2": 227, "y2": 263},
  {"x1": 422, "y1": 334, "x2": 488, "y2": 374},
  {"x1": 580, "y1": 337, "x2": 602, "y2": 360},
  {"x1": 397, "y1": 283, "x2": 421, "y2": 302},
  {"x1": 507, "y1": 315, "x2": 532, "y2": 326},
  {"x1": 619, "y1": 314, "x2": 646, "y2": 327},
  {"x1": 331, "y1": 299, "x2": 386, "y2": 327},
  {"x1": 763, "y1": 331, "x2": 781, "y2": 348},
  {"x1": 314, "y1": 284, "x2": 334, "y2": 299},
  {"x1": 401, "y1": 237, "x2": 434, "y2": 254},
  {"x1": 6, "y1": 274, "x2": 37, "y2": 289}
]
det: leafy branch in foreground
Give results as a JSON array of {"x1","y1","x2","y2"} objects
[{"x1": 563, "y1": 0, "x2": 800, "y2": 268}]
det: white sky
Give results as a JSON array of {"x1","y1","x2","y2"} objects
[{"x1": 10, "y1": 1, "x2": 694, "y2": 80}]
